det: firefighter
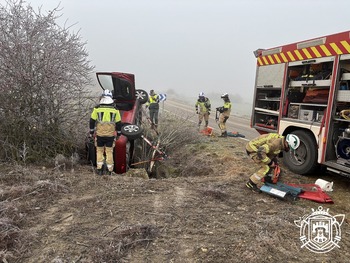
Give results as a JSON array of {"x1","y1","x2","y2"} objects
[
  {"x1": 146, "y1": 89, "x2": 160, "y2": 128},
  {"x1": 245, "y1": 133, "x2": 300, "y2": 192},
  {"x1": 195, "y1": 92, "x2": 211, "y2": 129},
  {"x1": 217, "y1": 93, "x2": 232, "y2": 137},
  {"x1": 89, "y1": 90, "x2": 122, "y2": 175}
]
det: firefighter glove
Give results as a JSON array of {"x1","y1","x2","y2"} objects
[
  {"x1": 271, "y1": 157, "x2": 278, "y2": 165},
  {"x1": 89, "y1": 129, "x2": 94, "y2": 137},
  {"x1": 268, "y1": 160, "x2": 276, "y2": 168}
]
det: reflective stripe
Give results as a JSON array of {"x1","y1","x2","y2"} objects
[
  {"x1": 97, "y1": 112, "x2": 103, "y2": 122},
  {"x1": 253, "y1": 173, "x2": 261, "y2": 180},
  {"x1": 261, "y1": 156, "x2": 270, "y2": 163}
]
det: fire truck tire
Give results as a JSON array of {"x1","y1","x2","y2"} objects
[
  {"x1": 121, "y1": 124, "x2": 144, "y2": 140},
  {"x1": 283, "y1": 130, "x2": 318, "y2": 175},
  {"x1": 135, "y1": 89, "x2": 148, "y2": 104}
]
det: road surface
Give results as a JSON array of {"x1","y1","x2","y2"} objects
[{"x1": 161, "y1": 99, "x2": 259, "y2": 140}]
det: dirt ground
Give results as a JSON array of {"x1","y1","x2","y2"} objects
[{"x1": 1, "y1": 133, "x2": 350, "y2": 263}]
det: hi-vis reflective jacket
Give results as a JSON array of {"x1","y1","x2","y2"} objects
[
  {"x1": 146, "y1": 94, "x2": 160, "y2": 109},
  {"x1": 246, "y1": 133, "x2": 287, "y2": 165},
  {"x1": 90, "y1": 105, "x2": 122, "y2": 137},
  {"x1": 221, "y1": 101, "x2": 232, "y2": 117},
  {"x1": 195, "y1": 97, "x2": 211, "y2": 113}
]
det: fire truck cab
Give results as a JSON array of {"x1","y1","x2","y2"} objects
[{"x1": 252, "y1": 30, "x2": 350, "y2": 177}]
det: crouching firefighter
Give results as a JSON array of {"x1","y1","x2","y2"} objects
[
  {"x1": 89, "y1": 90, "x2": 122, "y2": 175},
  {"x1": 216, "y1": 93, "x2": 231, "y2": 137},
  {"x1": 245, "y1": 133, "x2": 300, "y2": 192}
]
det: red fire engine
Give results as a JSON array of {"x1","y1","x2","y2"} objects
[{"x1": 252, "y1": 30, "x2": 350, "y2": 176}]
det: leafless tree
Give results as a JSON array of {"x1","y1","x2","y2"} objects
[{"x1": 0, "y1": 0, "x2": 95, "y2": 163}]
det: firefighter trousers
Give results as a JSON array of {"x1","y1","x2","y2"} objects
[
  {"x1": 95, "y1": 136, "x2": 115, "y2": 172},
  {"x1": 247, "y1": 152, "x2": 270, "y2": 185},
  {"x1": 198, "y1": 112, "x2": 209, "y2": 127},
  {"x1": 218, "y1": 114, "x2": 229, "y2": 133}
]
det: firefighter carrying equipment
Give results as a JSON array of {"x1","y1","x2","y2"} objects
[{"x1": 246, "y1": 133, "x2": 288, "y2": 184}]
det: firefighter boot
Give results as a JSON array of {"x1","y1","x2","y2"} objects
[
  {"x1": 246, "y1": 179, "x2": 261, "y2": 193},
  {"x1": 97, "y1": 169, "x2": 103, "y2": 176},
  {"x1": 219, "y1": 131, "x2": 227, "y2": 137}
]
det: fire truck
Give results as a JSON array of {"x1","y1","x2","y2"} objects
[{"x1": 252, "y1": 30, "x2": 350, "y2": 177}]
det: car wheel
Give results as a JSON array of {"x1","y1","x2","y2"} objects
[
  {"x1": 121, "y1": 124, "x2": 144, "y2": 140},
  {"x1": 135, "y1": 89, "x2": 148, "y2": 104}
]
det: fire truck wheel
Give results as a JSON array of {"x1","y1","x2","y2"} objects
[
  {"x1": 282, "y1": 130, "x2": 318, "y2": 175},
  {"x1": 121, "y1": 124, "x2": 144, "y2": 140},
  {"x1": 135, "y1": 89, "x2": 148, "y2": 104}
]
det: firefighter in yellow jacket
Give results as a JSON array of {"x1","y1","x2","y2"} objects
[
  {"x1": 89, "y1": 90, "x2": 122, "y2": 175},
  {"x1": 146, "y1": 89, "x2": 160, "y2": 128},
  {"x1": 195, "y1": 92, "x2": 211, "y2": 129},
  {"x1": 217, "y1": 93, "x2": 232, "y2": 137},
  {"x1": 245, "y1": 133, "x2": 300, "y2": 192}
]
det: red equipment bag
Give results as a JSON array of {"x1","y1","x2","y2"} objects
[{"x1": 287, "y1": 183, "x2": 333, "y2": 203}]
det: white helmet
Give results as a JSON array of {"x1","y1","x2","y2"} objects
[
  {"x1": 199, "y1": 92, "x2": 205, "y2": 97},
  {"x1": 286, "y1": 134, "x2": 300, "y2": 150},
  {"x1": 102, "y1": 89, "x2": 113, "y2": 98},
  {"x1": 221, "y1": 93, "x2": 229, "y2": 98},
  {"x1": 99, "y1": 96, "x2": 114, "y2": 105}
]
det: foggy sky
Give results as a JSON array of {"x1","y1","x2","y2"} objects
[{"x1": 22, "y1": 0, "x2": 350, "y2": 102}]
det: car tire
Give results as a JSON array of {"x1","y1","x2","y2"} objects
[
  {"x1": 121, "y1": 124, "x2": 144, "y2": 140},
  {"x1": 135, "y1": 89, "x2": 148, "y2": 104}
]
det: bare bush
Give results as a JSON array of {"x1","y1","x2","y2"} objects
[{"x1": 0, "y1": 0, "x2": 94, "y2": 163}]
